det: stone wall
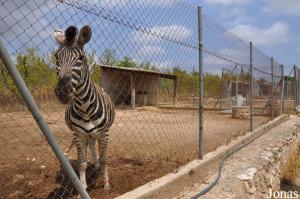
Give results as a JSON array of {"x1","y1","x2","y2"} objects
[
  {"x1": 234, "y1": 121, "x2": 300, "y2": 199},
  {"x1": 191, "y1": 116, "x2": 300, "y2": 199}
]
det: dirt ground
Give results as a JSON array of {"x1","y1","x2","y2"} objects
[{"x1": 0, "y1": 107, "x2": 269, "y2": 198}]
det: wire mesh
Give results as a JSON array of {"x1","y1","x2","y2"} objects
[
  {"x1": 283, "y1": 66, "x2": 296, "y2": 114},
  {"x1": 202, "y1": 14, "x2": 253, "y2": 153},
  {"x1": 0, "y1": 0, "x2": 285, "y2": 198},
  {"x1": 202, "y1": 13, "x2": 284, "y2": 153},
  {"x1": 251, "y1": 45, "x2": 283, "y2": 129},
  {"x1": 0, "y1": 0, "x2": 199, "y2": 198},
  {"x1": 295, "y1": 66, "x2": 300, "y2": 108}
]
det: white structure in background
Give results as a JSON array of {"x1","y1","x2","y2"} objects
[{"x1": 233, "y1": 95, "x2": 244, "y2": 107}]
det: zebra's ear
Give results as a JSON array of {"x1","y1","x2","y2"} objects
[
  {"x1": 64, "y1": 26, "x2": 78, "y2": 45},
  {"x1": 53, "y1": 29, "x2": 65, "y2": 45},
  {"x1": 77, "y1": 25, "x2": 92, "y2": 46}
]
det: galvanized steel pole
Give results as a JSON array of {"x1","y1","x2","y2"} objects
[
  {"x1": 250, "y1": 42, "x2": 253, "y2": 132},
  {"x1": 0, "y1": 39, "x2": 91, "y2": 199},
  {"x1": 241, "y1": 65, "x2": 244, "y2": 102},
  {"x1": 235, "y1": 64, "x2": 238, "y2": 99},
  {"x1": 271, "y1": 57, "x2": 274, "y2": 120},
  {"x1": 198, "y1": 6, "x2": 204, "y2": 159},
  {"x1": 294, "y1": 65, "x2": 298, "y2": 109},
  {"x1": 280, "y1": 65, "x2": 284, "y2": 114},
  {"x1": 220, "y1": 68, "x2": 224, "y2": 111}
]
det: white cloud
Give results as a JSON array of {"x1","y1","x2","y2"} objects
[
  {"x1": 94, "y1": 0, "x2": 174, "y2": 8},
  {"x1": 152, "y1": 25, "x2": 192, "y2": 41},
  {"x1": 219, "y1": 7, "x2": 253, "y2": 26},
  {"x1": 263, "y1": 0, "x2": 300, "y2": 16},
  {"x1": 131, "y1": 24, "x2": 192, "y2": 44},
  {"x1": 229, "y1": 22, "x2": 289, "y2": 46},
  {"x1": 128, "y1": 24, "x2": 192, "y2": 69},
  {"x1": 219, "y1": 7, "x2": 247, "y2": 18},
  {"x1": 138, "y1": 0, "x2": 174, "y2": 6},
  {"x1": 156, "y1": 60, "x2": 174, "y2": 69},
  {"x1": 139, "y1": 46, "x2": 165, "y2": 56},
  {"x1": 205, "y1": 0, "x2": 252, "y2": 6},
  {"x1": 204, "y1": 53, "x2": 231, "y2": 68},
  {"x1": 219, "y1": 48, "x2": 249, "y2": 63}
]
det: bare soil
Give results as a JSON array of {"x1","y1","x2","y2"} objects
[{"x1": 0, "y1": 107, "x2": 269, "y2": 198}]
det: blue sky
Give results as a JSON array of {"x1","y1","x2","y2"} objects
[
  {"x1": 187, "y1": 0, "x2": 300, "y2": 73},
  {"x1": 1, "y1": 0, "x2": 299, "y2": 76}
]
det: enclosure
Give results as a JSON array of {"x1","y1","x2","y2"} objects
[
  {"x1": 100, "y1": 64, "x2": 177, "y2": 108},
  {"x1": 0, "y1": 0, "x2": 293, "y2": 198}
]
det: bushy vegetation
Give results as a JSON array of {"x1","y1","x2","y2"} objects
[
  {"x1": 0, "y1": 48, "x2": 225, "y2": 107},
  {"x1": 0, "y1": 48, "x2": 57, "y2": 95}
]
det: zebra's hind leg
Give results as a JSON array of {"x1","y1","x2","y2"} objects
[
  {"x1": 97, "y1": 133, "x2": 110, "y2": 190},
  {"x1": 88, "y1": 138, "x2": 100, "y2": 169},
  {"x1": 74, "y1": 134, "x2": 88, "y2": 190}
]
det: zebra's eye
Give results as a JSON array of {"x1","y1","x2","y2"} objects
[{"x1": 78, "y1": 55, "x2": 84, "y2": 61}]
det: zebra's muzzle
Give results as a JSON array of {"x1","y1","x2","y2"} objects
[{"x1": 55, "y1": 76, "x2": 72, "y2": 104}]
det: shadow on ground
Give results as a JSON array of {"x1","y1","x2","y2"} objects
[{"x1": 47, "y1": 160, "x2": 102, "y2": 199}]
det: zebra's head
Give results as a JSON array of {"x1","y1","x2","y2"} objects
[{"x1": 53, "y1": 25, "x2": 92, "y2": 104}]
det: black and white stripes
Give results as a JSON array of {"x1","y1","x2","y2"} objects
[{"x1": 53, "y1": 25, "x2": 115, "y2": 190}]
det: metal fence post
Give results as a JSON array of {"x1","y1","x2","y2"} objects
[
  {"x1": 241, "y1": 65, "x2": 244, "y2": 102},
  {"x1": 0, "y1": 39, "x2": 91, "y2": 199},
  {"x1": 294, "y1": 65, "x2": 298, "y2": 109},
  {"x1": 198, "y1": 6, "x2": 204, "y2": 159},
  {"x1": 235, "y1": 64, "x2": 238, "y2": 99},
  {"x1": 280, "y1": 65, "x2": 284, "y2": 114},
  {"x1": 271, "y1": 57, "x2": 274, "y2": 120},
  {"x1": 220, "y1": 68, "x2": 224, "y2": 111},
  {"x1": 192, "y1": 68, "x2": 195, "y2": 107},
  {"x1": 250, "y1": 42, "x2": 253, "y2": 132}
]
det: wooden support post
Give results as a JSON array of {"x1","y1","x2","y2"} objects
[
  {"x1": 173, "y1": 77, "x2": 177, "y2": 106},
  {"x1": 131, "y1": 73, "x2": 135, "y2": 109}
]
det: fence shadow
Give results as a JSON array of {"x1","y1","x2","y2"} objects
[{"x1": 47, "y1": 160, "x2": 101, "y2": 199}]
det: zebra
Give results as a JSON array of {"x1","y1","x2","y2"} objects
[
  {"x1": 53, "y1": 25, "x2": 115, "y2": 190},
  {"x1": 54, "y1": 29, "x2": 97, "y2": 159}
]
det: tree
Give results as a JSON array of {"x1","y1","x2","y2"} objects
[
  {"x1": 0, "y1": 59, "x2": 10, "y2": 92},
  {"x1": 100, "y1": 49, "x2": 117, "y2": 66},
  {"x1": 284, "y1": 76, "x2": 294, "y2": 81},
  {"x1": 171, "y1": 66, "x2": 194, "y2": 98},
  {"x1": 84, "y1": 51, "x2": 101, "y2": 84},
  {"x1": 117, "y1": 56, "x2": 137, "y2": 68},
  {"x1": 139, "y1": 61, "x2": 151, "y2": 70},
  {"x1": 0, "y1": 48, "x2": 56, "y2": 93},
  {"x1": 139, "y1": 61, "x2": 159, "y2": 71},
  {"x1": 204, "y1": 73, "x2": 221, "y2": 98}
]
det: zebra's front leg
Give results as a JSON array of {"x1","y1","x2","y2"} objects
[
  {"x1": 97, "y1": 133, "x2": 110, "y2": 190},
  {"x1": 65, "y1": 138, "x2": 75, "y2": 156},
  {"x1": 88, "y1": 138, "x2": 100, "y2": 169},
  {"x1": 74, "y1": 134, "x2": 88, "y2": 190}
]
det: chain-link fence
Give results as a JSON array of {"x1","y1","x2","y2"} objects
[
  {"x1": 283, "y1": 66, "x2": 296, "y2": 113},
  {"x1": 0, "y1": 0, "x2": 286, "y2": 198},
  {"x1": 1, "y1": 0, "x2": 199, "y2": 198},
  {"x1": 202, "y1": 13, "x2": 286, "y2": 153},
  {"x1": 284, "y1": 65, "x2": 300, "y2": 113}
]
